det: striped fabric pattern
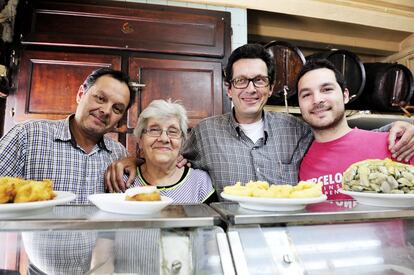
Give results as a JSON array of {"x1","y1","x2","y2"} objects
[
  {"x1": 0, "y1": 116, "x2": 128, "y2": 204},
  {"x1": 22, "y1": 231, "x2": 97, "y2": 275},
  {"x1": 131, "y1": 168, "x2": 215, "y2": 203},
  {"x1": 182, "y1": 111, "x2": 314, "y2": 195},
  {"x1": 114, "y1": 229, "x2": 160, "y2": 274}
]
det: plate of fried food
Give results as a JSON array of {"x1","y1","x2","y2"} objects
[
  {"x1": 340, "y1": 158, "x2": 414, "y2": 208},
  {"x1": 88, "y1": 186, "x2": 173, "y2": 215},
  {"x1": 0, "y1": 177, "x2": 76, "y2": 217},
  {"x1": 221, "y1": 181, "x2": 327, "y2": 211}
]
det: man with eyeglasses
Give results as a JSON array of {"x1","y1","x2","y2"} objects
[
  {"x1": 179, "y1": 44, "x2": 312, "y2": 195},
  {"x1": 105, "y1": 44, "x2": 414, "y2": 197}
]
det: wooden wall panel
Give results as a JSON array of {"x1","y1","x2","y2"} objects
[
  {"x1": 126, "y1": 56, "x2": 223, "y2": 156},
  {"x1": 4, "y1": 51, "x2": 121, "y2": 135},
  {"x1": 5, "y1": 51, "x2": 121, "y2": 132}
]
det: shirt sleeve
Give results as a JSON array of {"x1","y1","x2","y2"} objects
[
  {"x1": 182, "y1": 126, "x2": 206, "y2": 170},
  {"x1": 374, "y1": 123, "x2": 392, "y2": 132},
  {"x1": 195, "y1": 169, "x2": 215, "y2": 203},
  {"x1": 0, "y1": 124, "x2": 26, "y2": 176}
]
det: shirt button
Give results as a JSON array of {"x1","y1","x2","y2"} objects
[{"x1": 256, "y1": 168, "x2": 260, "y2": 172}]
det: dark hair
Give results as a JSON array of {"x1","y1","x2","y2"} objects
[
  {"x1": 295, "y1": 59, "x2": 347, "y2": 94},
  {"x1": 82, "y1": 67, "x2": 136, "y2": 110},
  {"x1": 224, "y1": 44, "x2": 275, "y2": 86}
]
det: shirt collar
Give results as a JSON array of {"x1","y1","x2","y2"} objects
[
  {"x1": 230, "y1": 108, "x2": 269, "y2": 143},
  {"x1": 56, "y1": 114, "x2": 110, "y2": 152}
]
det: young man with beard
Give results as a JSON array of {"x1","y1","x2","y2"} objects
[
  {"x1": 105, "y1": 44, "x2": 414, "y2": 198},
  {"x1": 297, "y1": 59, "x2": 414, "y2": 200}
]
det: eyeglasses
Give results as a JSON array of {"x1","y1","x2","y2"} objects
[
  {"x1": 143, "y1": 128, "x2": 182, "y2": 139},
  {"x1": 230, "y1": 76, "x2": 270, "y2": 89}
]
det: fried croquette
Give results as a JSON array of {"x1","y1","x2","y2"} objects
[
  {"x1": 0, "y1": 177, "x2": 18, "y2": 203},
  {"x1": 0, "y1": 177, "x2": 55, "y2": 204},
  {"x1": 125, "y1": 186, "x2": 161, "y2": 201}
]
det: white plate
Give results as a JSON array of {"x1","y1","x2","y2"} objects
[
  {"x1": 220, "y1": 192, "x2": 327, "y2": 211},
  {"x1": 0, "y1": 191, "x2": 76, "y2": 217},
  {"x1": 340, "y1": 189, "x2": 414, "y2": 208},
  {"x1": 88, "y1": 193, "x2": 173, "y2": 215}
]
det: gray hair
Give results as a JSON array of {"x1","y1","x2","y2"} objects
[{"x1": 134, "y1": 99, "x2": 188, "y2": 139}]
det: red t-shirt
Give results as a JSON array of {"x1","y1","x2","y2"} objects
[{"x1": 299, "y1": 128, "x2": 414, "y2": 200}]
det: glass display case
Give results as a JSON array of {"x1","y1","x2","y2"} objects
[
  {"x1": 0, "y1": 204, "x2": 234, "y2": 275},
  {"x1": 211, "y1": 201, "x2": 414, "y2": 275},
  {"x1": 4, "y1": 201, "x2": 414, "y2": 275}
]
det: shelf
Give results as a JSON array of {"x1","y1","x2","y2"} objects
[
  {"x1": 0, "y1": 204, "x2": 222, "y2": 230},
  {"x1": 264, "y1": 105, "x2": 414, "y2": 130},
  {"x1": 211, "y1": 201, "x2": 414, "y2": 226}
]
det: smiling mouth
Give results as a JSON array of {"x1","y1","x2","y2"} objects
[
  {"x1": 154, "y1": 147, "x2": 172, "y2": 151},
  {"x1": 242, "y1": 97, "x2": 259, "y2": 103},
  {"x1": 310, "y1": 106, "x2": 331, "y2": 114}
]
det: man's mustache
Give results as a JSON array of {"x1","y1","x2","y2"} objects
[{"x1": 311, "y1": 102, "x2": 330, "y2": 112}]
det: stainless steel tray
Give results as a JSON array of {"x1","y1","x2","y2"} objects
[
  {"x1": 211, "y1": 201, "x2": 414, "y2": 225},
  {"x1": 0, "y1": 204, "x2": 222, "y2": 230}
]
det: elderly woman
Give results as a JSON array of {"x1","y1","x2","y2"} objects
[
  {"x1": 130, "y1": 99, "x2": 216, "y2": 203},
  {"x1": 86, "y1": 100, "x2": 216, "y2": 274}
]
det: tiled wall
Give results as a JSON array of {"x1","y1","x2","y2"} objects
[{"x1": 121, "y1": 0, "x2": 248, "y2": 50}]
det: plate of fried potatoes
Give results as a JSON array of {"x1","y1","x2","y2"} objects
[{"x1": 221, "y1": 181, "x2": 327, "y2": 211}]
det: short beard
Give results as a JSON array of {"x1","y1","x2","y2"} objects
[{"x1": 306, "y1": 109, "x2": 346, "y2": 131}]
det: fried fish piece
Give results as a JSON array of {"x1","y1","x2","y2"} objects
[
  {"x1": 14, "y1": 179, "x2": 55, "y2": 203},
  {"x1": 0, "y1": 177, "x2": 19, "y2": 203}
]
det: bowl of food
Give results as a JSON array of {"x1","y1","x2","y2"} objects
[
  {"x1": 340, "y1": 158, "x2": 414, "y2": 208},
  {"x1": 88, "y1": 186, "x2": 173, "y2": 215}
]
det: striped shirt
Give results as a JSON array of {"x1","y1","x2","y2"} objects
[
  {"x1": 182, "y1": 110, "x2": 313, "y2": 195},
  {"x1": 0, "y1": 115, "x2": 128, "y2": 204},
  {"x1": 130, "y1": 166, "x2": 215, "y2": 203}
]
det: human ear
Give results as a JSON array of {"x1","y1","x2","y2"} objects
[
  {"x1": 76, "y1": 85, "x2": 85, "y2": 103},
  {"x1": 343, "y1": 88, "x2": 350, "y2": 104}
]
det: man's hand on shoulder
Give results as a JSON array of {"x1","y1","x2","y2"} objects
[
  {"x1": 104, "y1": 156, "x2": 139, "y2": 192},
  {"x1": 388, "y1": 121, "x2": 414, "y2": 162},
  {"x1": 176, "y1": 155, "x2": 191, "y2": 168}
]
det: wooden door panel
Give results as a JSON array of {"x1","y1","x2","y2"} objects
[
  {"x1": 126, "y1": 56, "x2": 223, "y2": 156},
  {"x1": 14, "y1": 50, "x2": 121, "y2": 122}
]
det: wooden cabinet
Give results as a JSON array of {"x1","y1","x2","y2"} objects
[
  {"x1": 126, "y1": 56, "x2": 223, "y2": 154},
  {"x1": 23, "y1": 0, "x2": 227, "y2": 58},
  {"x1": 6, "y1": 0, "x2": 231, "y2": 156}
]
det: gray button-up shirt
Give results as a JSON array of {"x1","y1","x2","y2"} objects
[{"x1": 182, "y1": 110, "x2": 313, "y2": 194}]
